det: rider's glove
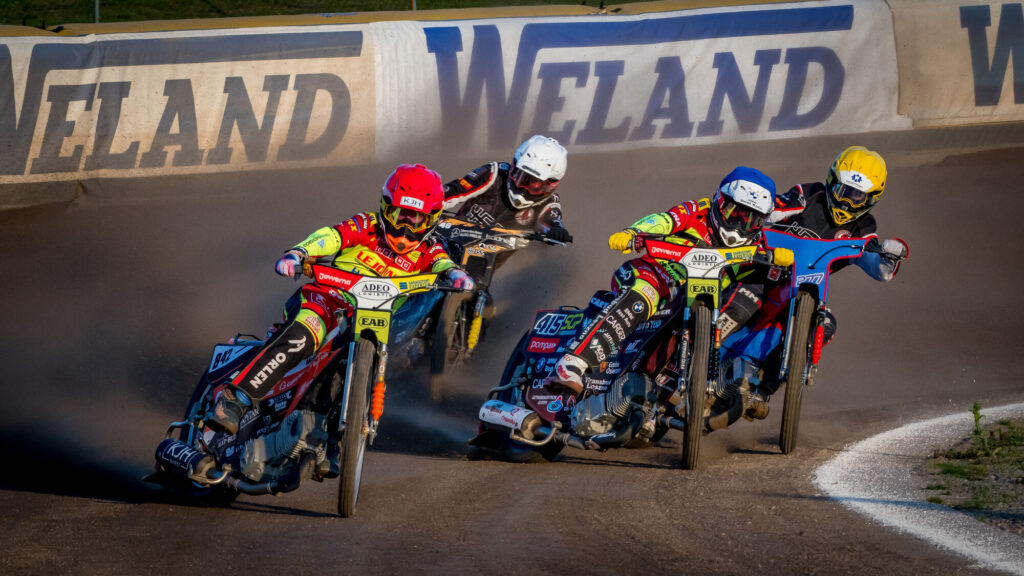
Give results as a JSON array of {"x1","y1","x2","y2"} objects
[
  {"x1": 447, "y1": 268, "x2": 475, "y2": 291},
  {"x1": 275, "y1": 251, "x2": 304, "y2": 277},
  {"x1": 880, "y1": 238, "x2": 909, "y2": 261},
  {"x1": 608, "y1": 229, "x2": 637, "y2": 254},
  {"x1": 546, "y1": 225, "x2": 572, "y2": 244}
]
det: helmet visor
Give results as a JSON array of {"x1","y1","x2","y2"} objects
[
  {"x1": 511, "y1": 166, "x2": 559, "y2": 198},
  {"x1": 830, "y1": 182, "x2": 877, "y2": 210},
  {"x1": 718, "y1": 198, "x2": 765, "y2": 233},
  {"x1": 382, "y1": 203, "x2": 440, "y2": 234}
]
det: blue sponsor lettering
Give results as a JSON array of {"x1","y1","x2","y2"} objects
[
  {"x1": 0, "y1": 31, "x2": 362, "y2": 175},
  {"x1": 960, "y1": 4, "x2": 1024, "y2": 106},
  {"x1": 425, "y1": 5, "x2": 852, "y2": 147}
]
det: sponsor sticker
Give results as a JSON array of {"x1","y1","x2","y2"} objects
[
  {"x1": 399, "y1": 196, "x2": 425, "y2": 210},
  {"x1": 527, "y1": 337, "x2": 561, "y2": 354}
]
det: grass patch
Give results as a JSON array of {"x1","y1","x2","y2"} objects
[
  {"x1": 921, "y1": 404, "x2": 1024, "y2": 537},
  {"x1": 933, "y1": 461, "x2": 987, "y2": 481}
]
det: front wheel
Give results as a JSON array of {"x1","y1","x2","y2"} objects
[
  {"x1": 779, "y1": 290, "x2": 815, "y2": 454},
  {"x1": 681, "y1": 301, "x2": 712, "y2": 470},
  {"x1": 429, "y1": 292, "x2": 472, "y2": 402},
  {"x1": 338, "y1": 339, "x2": 375, "y2": 517}
]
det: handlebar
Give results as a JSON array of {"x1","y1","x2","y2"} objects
[
  {"x1": 435, "y1": 218, "x2": 572, "y2": 246},
  {"x1": 631, "y1": 232, "x2": 786, "y2": 265}
]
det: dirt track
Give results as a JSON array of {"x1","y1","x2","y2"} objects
[{"x1": 2, "y1": 127, "x2": 1023, "y2": 575}]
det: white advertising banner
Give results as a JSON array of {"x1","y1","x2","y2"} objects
[
  {"x1": 373, "y1": 0, "x2": 910, "y2": 159},
  {"x1": 0, "y1": 26, "x2": 376, "y2": 184},
  {"x1": 890, "y1": 0, "x2": 1024, "y2": 127},
  {"x1": 0, "y1": 0, "x2": 914, "y2": 186}
]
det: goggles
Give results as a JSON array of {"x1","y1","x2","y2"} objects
[
  {"x1": 381, "y1": 202, "x2": 441, "y2": 235},
  {"x1": 717, "y1": 197, "x2": 765, "y2": 233},
  {"x1": 511, "y1": 166, "x2": 559, "y2": 197},
  {"x1": 830, "y1": 181, "x2": 877, "y2": 210}
]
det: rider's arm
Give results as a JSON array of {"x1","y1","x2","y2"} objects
[
  {"x1": 767, "y1": 184, "x2": 809, "y2": 224},
  {"x1": 630, "y1": 199, "x2": 710, "y2": 235},
  {"x1": 853, "y1": 220, "x2": 907, "y2": 282},
  {"x1": 292, "y1": 213, "x2": 377, "y2": 258},
  {"x1": 535, "y1": 194, "x2": 566, "y2": 233},
  {"x1": 442, "y1": 162, "x2": 499, "y2": 213},
  {"x1": 423, "y1": 241, "x2": 459, "y2": 275}
]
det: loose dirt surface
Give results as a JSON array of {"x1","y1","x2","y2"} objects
[
  {"x1": 920, "y1": 417, "x2": 1024, "y2": 538},
  {"x1": 2, "y1": 127, "x2": 1024, "y2": 575}
]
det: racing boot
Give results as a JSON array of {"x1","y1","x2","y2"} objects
[
  {"x1": 744, "y1": 389, "x2": 769, "y2": 421},
  {"x1": 208, "y1": 386, "x2": 251, "y2": 436},
  {"x1": 208, "y1": 321, "x2": 317, "y2": 434},
  {"x1": 548, "y1": 353, "x2": 588, "y2": 395},
  {"x1": 729, "y1": 358, "x2": 769, "y2": 421}
]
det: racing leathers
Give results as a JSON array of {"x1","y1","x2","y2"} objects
[
  {"x1": 722, "y1": 182, "x2": 907, "y2": 400},
  {"x1": 443, "y1": 161, "x2": 569, "y2": 243},
  {"x1": 210, "y1": 212, "x2": 460, "y2": 434},
  {"x1": 552, "y1": 199, "x2": 766, "y2": 395}
]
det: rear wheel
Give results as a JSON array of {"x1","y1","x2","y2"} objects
[
  {"x1": 338, "y1": 339, "x2": 375, "y2": 517},
  {"x1": 779, "y1": 290, "x2": 815, "y2": 455},
  {"x1": 429, "y1": 293, "x2": 472, "y2": 401},
  {"x1": 681, "y1": 301, "x2": 712, "y2": 470}
]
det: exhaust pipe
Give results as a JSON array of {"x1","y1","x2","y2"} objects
[
  {"x1": 479, "y1": 399, "x2": 543, "y2": 439},
  {"x1": 154, "y1": 439, "x2": 216, "y2": 483}
]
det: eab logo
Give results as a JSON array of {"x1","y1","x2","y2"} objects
[{"x1": 359, "y1": 317, "x2": 388, "y2": 328}]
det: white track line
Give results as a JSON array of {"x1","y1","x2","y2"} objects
[{"x1": 814, "y1": 402, "x2": 1024, "y2": 575}]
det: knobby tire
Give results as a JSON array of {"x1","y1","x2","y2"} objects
[
  {"x1": 681, "y1": 301, "x2": 712, "y2": 470},
  {"x1": 779, "y1": 290, "x2": 815, "y2": 454},
  {"x1": 338, "y1": 339, "x2": 375, "y2": 517},
  {"x1": 430, "y1": 293, "x2": 471, "y2": 402}
]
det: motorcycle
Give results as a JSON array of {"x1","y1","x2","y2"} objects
[
  {"x1": 426, "y1": 217, "x2": 570, "y2": 401},
  {"x1": 471, "y1": 234, "x2": 788, "y2": 469},
  {"x1": 145, "y1": 259, "x2": 463, "y2": 517},
  {"x1": 734, "y1": 229, "x2": 905, "y2": 454}
]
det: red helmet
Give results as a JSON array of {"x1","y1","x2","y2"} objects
[{"x1": 380, "y1": 164, "x2": 444, "y2": 254}]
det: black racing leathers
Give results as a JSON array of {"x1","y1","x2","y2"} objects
[{"x1": 443, "y1": 162, "x2": 564, "y2": 232}]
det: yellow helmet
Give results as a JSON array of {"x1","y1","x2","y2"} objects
[{"x1": 824, "y1": 146, "x2": 886, "y2": 225}]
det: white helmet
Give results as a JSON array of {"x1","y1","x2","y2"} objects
[{"x1": 507, "y1": 135, "x2": 567, "y2": 209}]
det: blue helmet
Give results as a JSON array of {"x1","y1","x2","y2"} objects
[{"x1": 709, "y1": 166, "x2": 776, "y2": 247}]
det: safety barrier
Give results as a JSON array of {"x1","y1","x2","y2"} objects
[{"x1": 0, "y1": 0, "x2": 1020, "y2": 194}]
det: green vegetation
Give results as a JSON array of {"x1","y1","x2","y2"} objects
[
  {"x1": 922, "y1": 404, "x2": 1024, "y2": 536},
  {"x1": 2, "y1": 0, "x2": 636, "y2": 28}
]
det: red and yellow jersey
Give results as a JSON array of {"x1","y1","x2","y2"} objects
[
  {"x1": 629, "y1": 198, "x2": 715, "y2": 247},
  {"x1": 293, "y1": 212, "x2": 456, "y2": 277}
]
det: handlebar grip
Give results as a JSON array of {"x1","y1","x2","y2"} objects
[{"x1": 771, "y1": 248, "x2": 794, "y2": 267}]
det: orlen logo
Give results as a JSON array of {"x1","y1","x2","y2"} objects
[{"x1": 527, "y1": 337, "x2": 561, "y2": 354}]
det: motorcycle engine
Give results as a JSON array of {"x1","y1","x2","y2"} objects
[
  {"x1": 571, "y1": 372, "x2": 652, "y2": 437},
  {"x1": 240, "y1": 409, "x2": 329, "y2": 482}
]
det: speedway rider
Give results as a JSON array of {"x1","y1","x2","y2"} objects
[
  {"x1": 442, "y1": 134, "x2": 572, "y2": 249},
  {"x1": 547, "y1": 167, "x2": 779, "y2": 399},
  {"x1": 723, "y1": 146, "x2": 909, "y2": 420},
  {"x1": 209, "y1": 164, "x2": 474, "y2": 436}
]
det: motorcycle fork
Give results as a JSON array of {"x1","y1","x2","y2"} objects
[
  {"x1": 338, "y1": 340, "x2": 359, "y2": 436},
  {"x1": 368, "y1": 344, "x2": 388, "y2": 444},
  {"x1": 675, "y1": 327, "x2": 692, "y2": 411}
]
